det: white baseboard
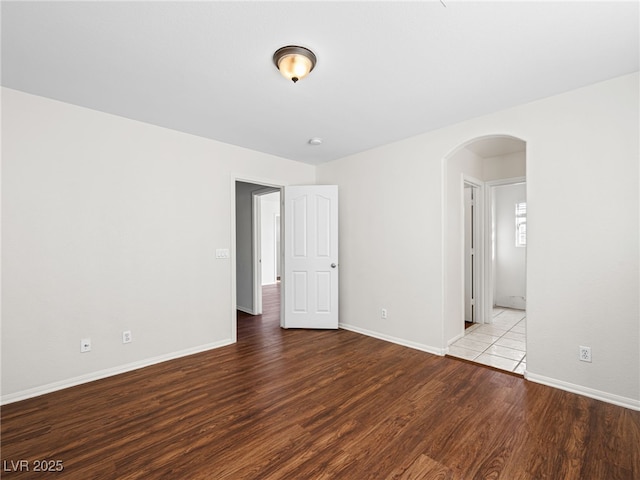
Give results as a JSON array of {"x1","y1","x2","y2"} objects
[
  {"x1": 1, "y1": 339, "x2": 234, "y2": 405},
  {"x1": 525, "y1": 371, "x2": 640, "y2": 412},
  {"x1": 339, "y1": 322, "x2": 446, "y2": 356}
]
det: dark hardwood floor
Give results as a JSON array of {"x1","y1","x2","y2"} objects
[{"x1": 2, "y1": 283, "x2": 639, "y2": 479}]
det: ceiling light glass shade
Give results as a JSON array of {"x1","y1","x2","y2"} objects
[{"x1": 273, "y1": 46, "x2": 316, "y2": 83}]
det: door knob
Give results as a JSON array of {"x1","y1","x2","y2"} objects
[{"x1": 331, "y1": 263, "x2": 337, "y2": 268}]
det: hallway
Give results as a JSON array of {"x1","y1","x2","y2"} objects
[{"x1": 448, "y1": 308, "x2": 526, "y2": 374}]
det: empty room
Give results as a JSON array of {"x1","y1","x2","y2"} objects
[{"x1": 2, "y1": 1, "x2": 639, "y2": 479}]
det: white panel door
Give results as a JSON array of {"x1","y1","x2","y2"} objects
[{"x1": 283, "y1": 185, "x2": 339, "y2": 329}]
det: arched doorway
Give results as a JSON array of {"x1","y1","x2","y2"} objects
[{"x1": 443, "y1": 135, "x2": 527, "y2": 374}]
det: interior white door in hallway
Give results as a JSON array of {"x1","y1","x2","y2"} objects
[{"x1": 282, "y1": 185, "x2": 339, "y2": 329}]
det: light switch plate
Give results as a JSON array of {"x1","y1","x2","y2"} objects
[{"x1": 215, "y1": 248, "x2": 230, "y2": 259}]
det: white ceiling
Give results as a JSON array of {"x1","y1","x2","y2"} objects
[{"x1": 2, "y1": 1, "x2": 638, "y2": 165}]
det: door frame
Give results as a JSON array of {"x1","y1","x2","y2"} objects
[
  {"x1": 483, "y1": 176, "x2": 526, "y2": 321},
  {"x1": 231, "y1": 175, "x2": 285, "y2": 342},
  {"x1": 463, "y1": 176, "x2": 485, "y2": 325},
  {"x1": 251, "y1": 188, "x2": 280, "y2": 316}
]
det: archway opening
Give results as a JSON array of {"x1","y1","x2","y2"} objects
[{"x1": 443, "y1": 135, "x2": 527, "y2": 374}]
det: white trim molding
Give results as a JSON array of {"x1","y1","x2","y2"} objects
[
  {"x1": 339, "y1": 323, "x2": 447, "y2": 357},
  {"x1": 1, "y1": 339, "x2": 234, "y2": 405},
  {"x1": 525, "y1": 371, "x2": 640, "y2": 412}
]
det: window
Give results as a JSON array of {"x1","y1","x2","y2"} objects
[{"x1": 515, "y1": 202, "x2": 526, "y2": 247}]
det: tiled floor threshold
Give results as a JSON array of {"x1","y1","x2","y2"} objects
[{"x1": 447, "y1": 308, "x2": 526, "y2": 374}]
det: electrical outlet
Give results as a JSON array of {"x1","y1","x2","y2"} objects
[
  {"x1": 579, "y1": 346, "x2": 592, "y2": 362},
  {"x1": 122, "y1": 330, "x2": 132, "y2": 344},
  {"x1": 381, "y1": 308, "x2": 388, "y2": 319},
  {"x1": 80, "y1": 338, "x2": 91, "y2": 353}
]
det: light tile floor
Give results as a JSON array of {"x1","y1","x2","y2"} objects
[{"x1": 448, "y1": 308, "x2": 526, "y2": 374}]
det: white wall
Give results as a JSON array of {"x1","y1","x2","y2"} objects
[
  {"x1": 445, "y1": 148, "x2": 484, "y2": 341},
  {"x1": 484, "y1": 151, "x2": 526, "y2": 181},
  {"x1": 3, "y1": 73, "x2": 638, "y2": 410},
  {"x1": 318, "y1": 135, "x2": 447, "y2": 353},
  {"x1": 1, "y1": 88, "x2": 315, "y2": 402},
  {"x1": 260, "y1": 192, "x2": 280, "y2": 285},
  {"x1": 493, "y1": 183, "x2": 527, "y2": 309},
  {"x1": 317, "y1": 73, "x2": 639, "y2": 409}
]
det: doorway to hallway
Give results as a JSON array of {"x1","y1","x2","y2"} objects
[
  {"x1": 235, "y1": 180, "x2": 281, "y2": 334},
  {"x1": 444, "y1": 135, "x2": 527, "y2": 374}
]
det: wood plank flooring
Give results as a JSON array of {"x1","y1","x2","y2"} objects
[{"x1": 2, "y1": 283, "x2": 639, "y2": 479}]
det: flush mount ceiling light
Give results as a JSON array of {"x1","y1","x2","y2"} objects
[{"x1": 273, "y1": 45, "x2": 317, "y2": 83}]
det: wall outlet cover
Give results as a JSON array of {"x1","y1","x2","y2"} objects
[
  {"x1": 81, "y1": 338, "x2": 91, "y2": 353},
  {"x1": 579, "y1": 346, "x2": 592, "y2": 362}
]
